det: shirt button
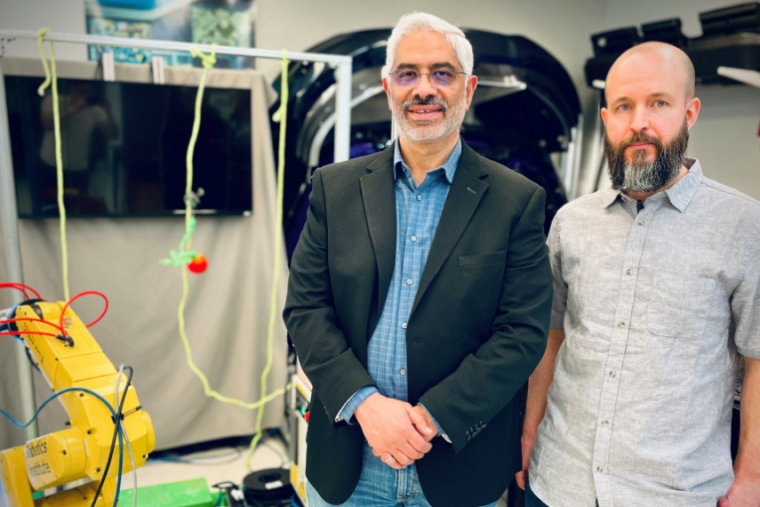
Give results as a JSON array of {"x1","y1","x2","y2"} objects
[
  {"x1": 602, "y1": 420, "x2": 609, "y2": 426},
  {"x1": 406, "y1": 279, "x2": 413, "y2": 285},
  {"x1": 626, "y1": 269, "x2": 632, "y2": 276},
  {"x1": 597, "y1": 466, "x2": 604, "y2": 472},
  {"x1": 618, "y1": 321, "x2": 625, "y2": 328},
  {"x1": 400, "y1": 369, "x2": 406, "y2": 375},
  {"x1": 416, "y1": 195, "x2": 422, "y2": 201},
  {"x1": 411, "y1": 235, "x2": 417, "y2": 242},
  {"x1": 609, "y1": 371, "x2": 616, "y2": 378},
  {"x1": 638, "y1": 220, "x2": 644, "y2": 226},
  {"x1": 401, "y1": 323, "x2": 408, "y2": 329}
]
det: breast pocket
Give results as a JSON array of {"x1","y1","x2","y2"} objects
[
  {"x1": 646, "y1": 272, "x2": 723, "y2": 337},
  {"x1": 458, "y1": 249, "x2": 507, "y2": 268}
]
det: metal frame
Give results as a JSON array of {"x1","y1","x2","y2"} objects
[{"x1": 0, "y1": 30, "x2": 353, "y2": 440}]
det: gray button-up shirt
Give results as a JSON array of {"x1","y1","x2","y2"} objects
[{"x1": 530, "y1": 159, "x2": 760, "y2": 507}]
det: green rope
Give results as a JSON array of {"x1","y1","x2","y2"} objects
[
  {"x1": 162, "y1": 44, "x2": 217, "y2": 267},
  {"x1": 247, "y1": 50, "x2": 289, "y2": 470},
  {"x1": 36, "y1": 28, "x2": 70, "y2": 301},
  {"x1": 166, "y1": 46, "x2": 290, "y2": 466}
]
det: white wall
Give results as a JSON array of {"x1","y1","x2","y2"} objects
[
  {"x1": 601, "y1": 0, "x2": 760, "y2": 199},
  {"x1": 0, "y1": 0, "x2": 87, "y2": 61}
]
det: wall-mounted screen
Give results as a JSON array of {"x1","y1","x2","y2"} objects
[{"x1": 6, "y1": 76, "x2": 253, "y2": 218}]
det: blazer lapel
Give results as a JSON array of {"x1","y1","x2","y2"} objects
[
  {"x1": 411, "y1": 143, "x2": 489, "y2": 316},
  {"x1": 360, "y1": 147, "x2": 396, "y2": 312}
]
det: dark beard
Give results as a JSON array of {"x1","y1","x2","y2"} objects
[{"x1": 605, "y1": 121, "x2": 689, "y2": 193}]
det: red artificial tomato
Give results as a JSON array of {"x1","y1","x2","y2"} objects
[{"x1": 188, "y1": 254, "x2": 208, "y2": 274}]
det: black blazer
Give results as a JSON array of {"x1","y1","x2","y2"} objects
[{"x1": 284, "y1": 141, "x2": 553, "y2": 507}]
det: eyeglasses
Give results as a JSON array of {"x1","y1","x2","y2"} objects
[{"x1": 389, "y1": 69, "x2": 467, "y2": 88}]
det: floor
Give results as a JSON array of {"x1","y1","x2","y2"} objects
[{"x1": 122, "y1": 437, "x2": 289, "y2": 492}]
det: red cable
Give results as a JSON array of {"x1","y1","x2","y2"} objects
[
  {"x1": 59, "y1": 291, "x2": 109, "y2": 332},
  {"x1": 0, "y1": 330, "x2": 59, "y2": 338},
  {"x1": 0, "y1": 318, "x2": 64, "y2": 334},
  {"x1": 0, "y1": 283, "x2": 42, "y2": 300},
  {"x1": 0, "y1": 284, "x2": 29, "y2": 300}
]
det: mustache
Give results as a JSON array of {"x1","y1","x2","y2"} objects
[
  {"x1": 618, "y1": 131, "x2": 664, "y2": 151},
  {"x1": 402, "y1": 96, "x2": 449, "y2": 112}
]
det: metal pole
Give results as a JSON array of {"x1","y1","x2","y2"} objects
[
  {"x1": 0, "y1": 55, "x2": 38, "y2": 441},
  {"x1": 333, "y1": 61, "x2": 352, "y2": 163},
  {"x1": 563, "y1": 127, "x2": 578, "y2": 199},
  {"x1": 0, "y1": 30, "x2": 353, "y2": 66},
  {"x1": 572, "y1": 115, "x2": 584, "y2": 199}
]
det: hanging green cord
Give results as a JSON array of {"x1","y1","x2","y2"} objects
[
  {"x1": 36, "y1": 28, "x2": 70, "y2": 301},
  {"x1": 161, "y1": 45, "x2": 216, "y2": 267},
  {"x1": 170, "y1": 45, "x2": 288, "y2": 433},
  {"x1": 246, "y1": 50, "x2": 289, "y2": 470}
]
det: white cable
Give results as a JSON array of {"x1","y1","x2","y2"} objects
[{"x1": 115, "y1": 364, "x2": 137, "y2": 507}]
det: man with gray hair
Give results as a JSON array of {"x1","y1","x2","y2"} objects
[
  {"x1": 284, "y1": 11, "x2": 553, "y2": 507},
  {"x1": 519, "y1": 42, "x2": 760, "y2": 507}
]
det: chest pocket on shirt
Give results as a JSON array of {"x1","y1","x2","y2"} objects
[
  {"x1": 646, "y1": 271, "x2": 723, "y2": 337},
  {"x1": 458, "y1": 249, "x2": 507, "y2": 268}
]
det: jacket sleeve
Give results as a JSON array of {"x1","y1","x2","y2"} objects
[
  {"x1": 418, "y1": 186, "x2": 553, "y2": 452},
  {"x1": 283, "y1": 169, "x2": 376, "y2": 424}
]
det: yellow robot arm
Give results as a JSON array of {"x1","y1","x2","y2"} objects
[{"x1": 1, "y1": 300, "x2": 155, "y2": 507}]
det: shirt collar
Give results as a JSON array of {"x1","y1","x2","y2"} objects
[
  {"x1": 393, "y1": 137, "x2": 462, "y2": 184},
  {"x1": 601, "y1": 158, "x2": 703, "y2": 212},
  {"x1": 665, "y1": 158, "x2": 702, "y2": 212}
]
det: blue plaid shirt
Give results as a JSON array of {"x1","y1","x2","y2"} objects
[{"x1": 336, "y1": 139, "x2": 462, "y2": 436}]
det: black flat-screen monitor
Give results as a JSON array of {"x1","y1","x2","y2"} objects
[{"x1": 5, "y1": 76, "x2": 253, "y2": 218}]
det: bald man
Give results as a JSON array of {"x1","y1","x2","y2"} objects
[{"x1": 517, "y1": 42, "x2": 760, "y2": 507}]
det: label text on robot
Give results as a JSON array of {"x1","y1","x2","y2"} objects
[{"x1": 25, "y1": 441, "x2": 47, "y2": 458}]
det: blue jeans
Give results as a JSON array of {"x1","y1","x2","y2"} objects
[
  {"x1": 307, "y1": 442, "x2": 497, "y2": 507},
  {"x1": 524, "y1": 479, "x2": 549, "y2": 507}
]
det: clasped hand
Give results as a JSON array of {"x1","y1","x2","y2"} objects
[{"x1": 355, "y1": 393, "x2": 437, "y2": 470}]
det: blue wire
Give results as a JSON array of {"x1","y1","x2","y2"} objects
[
  {"x1": 0, "y1": 386, "x2": 125, "y2": 507},
  {"x1": 0, "y1": 387, "x2": 115, "y2": 428},
  {"x1": 0, "y1": 304, "x2": 17, "y2": 332},
  {"x1": 115, "y1": 421, "x2": 123, "y2": 507}
]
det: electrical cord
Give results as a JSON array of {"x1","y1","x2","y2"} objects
[
  {"x1": 59, "y1": 291, "x2": 109, "y2": 335},
  {"x1": 0, "y1": 387, "x2": 118, "y2": 429},
  {"x1": 89, "y1": 366, "x2": 132, "y2": 507},
  {"x1": 261, "y1": 439, "x2": 289, "y2": 468},
  {"x1": 1, "y1": 290, "x2": 108, "y2": 342},
  {"x1": 0, "y1": 282, "x2": 42, "y2": 300},
  {"x1": 115, "y1": 365, "x2": 137, "y2": 507},
  {"x1": 0, "y1": 387, "x2": 126, "y2": 505},
  {"x1": 150, "y1": 447, "x2": 243, "y2": 465},
  {"x1": 0, "y1": 318, "x2": 64, "y2": 334},
  {"x1": 1, "y1": 290, "x2": 128, "y2": 507}
]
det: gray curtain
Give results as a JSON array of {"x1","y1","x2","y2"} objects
[{"x1": 0, "y1": 58, "x2": 289, "y2": 452}]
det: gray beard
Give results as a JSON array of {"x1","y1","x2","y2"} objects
[
  {"x1": 620, "y1": 148, "x2": 680, "y2": 193},
  {"x1": 393, "y1": 93, "x2": 466, "y2": 142},
  {"x1": 606, "y1": 121, "x2": 689, "y2": 193}
]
